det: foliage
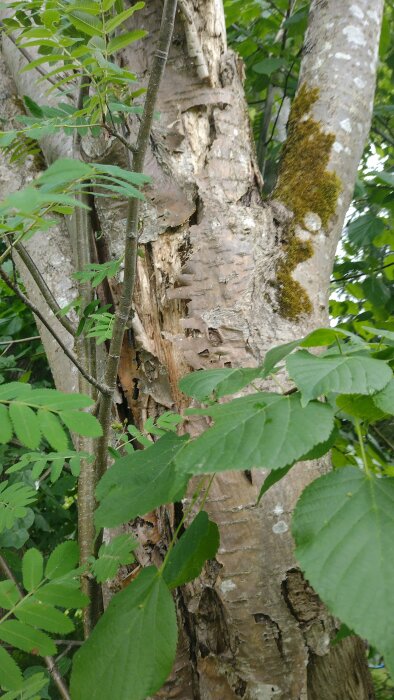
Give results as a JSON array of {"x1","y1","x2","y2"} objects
[{"x1": 0, "y1": 0, "x2": 392, "y2": 698}]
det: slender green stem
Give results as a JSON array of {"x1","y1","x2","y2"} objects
[{"x1": 355, "y1": 419, "x2": 370, "y2": 477}]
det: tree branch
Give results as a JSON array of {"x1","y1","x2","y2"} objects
[
  {"x1": 96, "y1": 0, "x2": 178, "y2": 479},
  {"x1": 0, "y1": 266, "x2": 110, "y2": 395},
  {"x1": 14, "y1": 242, "x2": 76, "y2": 337}
]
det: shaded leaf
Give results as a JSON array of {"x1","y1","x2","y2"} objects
[
  {"x1": 45, "y1": 541, "x2": 79, "y2": 579},
  {"x1": 22, "y1": 548, "x2": 43, "y2": 592},
  {"x1": 0, "y1": 646, "x2": 23, "y2": 691},
  {"x1": 9, "y1": 403, "x2": 41, "y2": 449},
  {"x1": 15, "y1": 599, "x2": 74, "y2": 634},
  {"x1": 0, "y1": 620, "x2": 56, "y2": 656},
  {"x1": 163, "y1": 512, "x2": 219, "y2": 589}
]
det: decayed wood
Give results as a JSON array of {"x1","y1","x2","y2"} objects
[{"x1": 0, "y1": 0, "x2": 383, "y2": 697}]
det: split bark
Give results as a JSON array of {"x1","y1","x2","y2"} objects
[{"x1": 0, "y1": 0, "x2": 383, "y2": 697}]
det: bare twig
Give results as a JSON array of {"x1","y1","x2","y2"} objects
[
  {"x1": 14, "y1": 242, "x2": 76, "y2": 337},
  {"x1": 331, "y1": 261, "x2": 394, "y2": 284},
  {"x1": 0, "y1": 335, "x2": 41, "y2": 345},
  {"x1": 103, "y1": 123, "x2": 137, "y2": 154},
  {"x1": 0, "y1": 266, "x2": 110, "y2": 395}
]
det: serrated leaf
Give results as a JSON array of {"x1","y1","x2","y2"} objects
[
  {"x1": 292, "y1": 467, "x2": 394, "y2": 677},
  {"x1": 95, "y1": 433, "x2": 189, "y2": 529},
  {"x1": 22, "y1": 548, "x2": 43, "y2": 592},
  {"x1": 15, "y1": 599, "x2": 74, "y2": 634},
  {"x1": 163, "y1": 512, "x2": 219, "y2": 589},
  {"x1": 60, "y1": 410, "x2": 102, "y2": 437},
  {"x1": 0, "y1": 404, "x2": 12, "y2": 443},
  {"x1": 45, "y1": 541, "x2": 79, "y2": 579},
  {"x1": 257, "y1": 464, "x2": 292, "y2": 503},
  {"x1": 9, "y1": 403, "x2": 41, "y2": 449},
  {"x1": 0, "y1": 383, "x2": 32, "y2": 401},
  {"x1": 91, "y1": 534, "x2": 137, "y2": 583},
  {"x1": 0, "y1": 580, "x2": 22, "y2": 609},
  {"x1": 286, "y1": 350, "x2": 392, "y2": 406},
  {"x1": 0, "y1": 482, "x2": 36, "y2": 532},
  {"x1": 104, "y1": 2, "x2": 144, "y2": 33},
  {"x1": 179, "y1": 367, "x2": 261, "y2": 400},
  {"x1": 0, "y1": 646, "x2": 23, "y2": 691},
  {"x1": 107, "y1": 29, "x2": 147, "y2": 54},
  {"x1": 35, "y1": 582, "x2": 88, "y2": 608},
  {"x1": 0, "y1": 620, "x2": 56, "y2": 656},
  {"x1": 337, "y1": 394, "x2": 386, "y2": 421},
  {"x1": 31, "y1": 391, "x2": 94, "y2": 410},
  {"x1": 372, "y1": 378, "x2": 394, "y2": 415},
  {"x1": 68, "y1": 10, "x2": 103, "y2": 37},
  {"x1": 1, "y1": 672, "x2": 47, "y2": 700},
  {"x1": 37, "y1": 410, "x2": 69, "y2": 451},
  {"x1": 70, "y1": 567, "x2": 177, "y2": 700},
  {"x1": 176, "y1": 393, "x2": 334, "y2": 474}
]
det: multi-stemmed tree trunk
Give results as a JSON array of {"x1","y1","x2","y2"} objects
[{"x1": 0, "y1": 0, "x2": 383, "y2": 697}]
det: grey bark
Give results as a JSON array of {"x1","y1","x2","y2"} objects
[{"x1": 0, "y1": 0, "x2": 383, "y2": 697}]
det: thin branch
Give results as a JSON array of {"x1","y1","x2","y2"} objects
[
  {"x1": 96, "y1": 0, "x2": 178, "y2": 477},
  {"x1": 0, "y1": 555, "x2": 71, "y2": 700},
  {"x1": 331, "y1": 261, "x2": 394, "y2": 284},
  {"x1": 14, "y1": 242, "x2": 76, "y2": 337},
  {"x1": 0, "y1": 335, "x2": 41, "y2": 345},
  {"x1": 0, "y1": 266, "x2": 110, "y2": 396},
  {"x1": 103, "y1": 123, "x2": 137, "y2": 154}
]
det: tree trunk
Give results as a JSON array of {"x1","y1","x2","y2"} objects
[{"x1": 0, "y1": 0, "x2": 383, "y2": 697}]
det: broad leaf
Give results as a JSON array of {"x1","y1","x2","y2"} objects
[
  {"x1": 9, "y1": 403, "x2": 41, "y2": 449},
  {"x1": 60, "y1": 410, "x2": 103, "y2": 437},
  {"x1": 45, "y1": 541, "x2": 79, "y2": 579},
  {"x1": 372, "y1": 378, "x2": 394, "y2": 415},
  {"x1": 0, "y1": 580, "x2": 21, "y2": 609},
  {"x1": 257, "y1": 464, "x2": 292, "y2": 503},
  {"x1": 95, "y1": 433, "x2": 189, "y2": 529},
  {"x1": 0, "y1": 646, "x2": 23, "y2": 691},
  {"x1": 107, "y1": 29, "x2": 147, "y2": 54},
  {"x1": 337, "y1": 394, "x2": 386, "y2": 421},
  {"x1": 35, "y1": 582, "x2": 88, "y2": 608},
  {"x1": 0, "y1": 404, "x2": 12, "y2": 443},
  {"x1": 163, "y1": 512, "x2": 219, "y2": 589},
  {"x1": 179, "y1": 367, "x2": 261, "y2": 401},
  {"x1": 15, "y1": 599, "x2": 74, "y2": 634},
  {"x1": 177, "y1": 393, "x2": 334, "y2": 474},
  {"x1": 0, "y1": 620, "x2": 56, "y2": 656},
  {"x1": 22, "y1": 548, "x2": 43, "y2": 592},
  {"x1": 37, "y1": 410, "x2": 69, "y2": 451},
  {"x1": 91, "y1": 534, "x2": 137, "y2": 583},
  {"x1": 286, "y1": 350, "x2": 392, "y2": 405},
  {"x1": 70, "y1": 567, "x2": 177, "y2": 700},
  {"x1": 292, "y1": 467, "x2": 394, "y2": 676}
]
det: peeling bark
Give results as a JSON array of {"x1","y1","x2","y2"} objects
[{"x1": 0, "y1": 0, "x2": 383, "y2": 697}]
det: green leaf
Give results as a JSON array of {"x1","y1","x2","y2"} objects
[
  {"x1": 91, "y1": 534, "x2": 137, "y2": 583},
  {"x1": 23, "y1": 95, "x2": 43, "y2": 118},
  {"x1": 372, "y1": 378, "x2": 394, "y2": 415},
  {"x1": 257, "y1": 464, "x2": 292, "y2": 503},
  {"x1": 15, "y1": 599, "x2": 74, "y2": 634},
  {"x1": 252, "y1": 57, "x2": 286, "y2": 75},
  {"x1": 179, "y1": 366, "x2": 261, "y2": 400},
  {"x1": 337, "y1": 394, "x2": 387, "y2": 421},
  {"x1": 60, "y1": 410, "x2": 103, "y2": 437},
  {"x1": 0, "y1": 404, "x2": 12, "y2": 443},
  {"x1": 0, "y1": 646, "x2": 23, "y2": 691},
  {"x1": 0, "y1": 482, "x2": 36, "y2": 532},
  {"x1": 1, "y1": 672, "x2": 47, "y2": 700},
  {"x1": 0, "y1": 620, "x2": 56, "y2": 656},
  {"x1": 45, "y1": 541, "x2": 79, "y2": 579},
  {"x1": 163, "y1": 512, "x2": 219, "y2": 589},
  {"x1": 67, "y1": 10, "x2": 103, "y2": 36},
  {"x1": 286, "y1": 350, "x2": 392, "y2": 406},
  {"x1": 347, "y1": 214, "x2": 386, "y2": 247},
  {"x1": 9, "y1": 403, "x2": 41, "y2": 449},
  {"x1": 95, "y1": 433, "x2": 189, "y2": 529},
  {"x1": 31, "y1": 390, "x2": 94, "y2": 410},
  {"x1": 177, "y1": 393, "x2": 334, "y2": 474},
  {"x1": 22, "y1": 548, "x2": 43, "y2": 592},
  {"x1": 0, "y1": 580, "x2": 21, "y2": 609},
  {"x1": 107, "y1": 29, "x2": 147, "y2": 54},
  {"x1": 104, "y1": 2, "x2": 144, "y2": 33},
  {"x1": 37, "y1": 410, "x2": 69, "y2": 451},
  {"x1": 70, "y1": 567, "x2": 177, "y2": 700},
  {"x1": 292, "y1": 467, "x2": 394, "y2": 677},
  {"x1": 36, "y1": 582, "x2": 88, "y2": 609}
]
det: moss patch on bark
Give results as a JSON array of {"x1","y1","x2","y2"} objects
[{"x1": 273, "y1": 83, "x2": 341, "y2": 320}]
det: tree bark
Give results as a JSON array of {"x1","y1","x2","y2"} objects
[{"x1": 0, "y1": 0, "x2": 383, "y2": 697}]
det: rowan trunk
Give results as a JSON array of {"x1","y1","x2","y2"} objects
[{"x1": 0, "y1": 0, "x2": 383, "y2": 697}]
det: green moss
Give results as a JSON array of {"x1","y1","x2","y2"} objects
[{"x1": 273, "y1": 84, "x2": 342, "y2": 320}]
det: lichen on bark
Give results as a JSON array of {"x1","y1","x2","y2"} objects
[{"x1": 273, "y1": 83, "x2": 341, "y2": 320}]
